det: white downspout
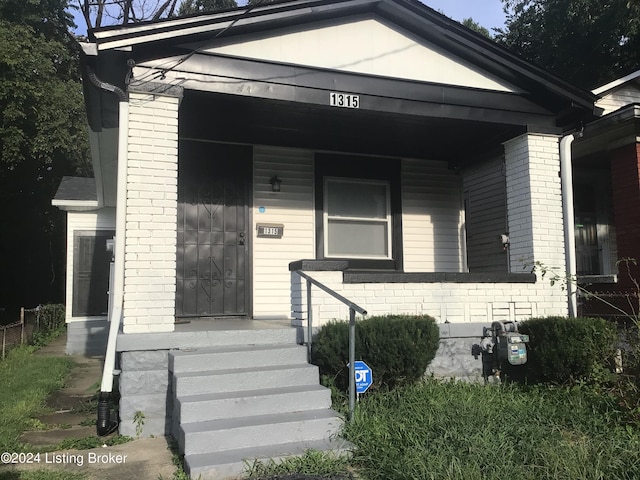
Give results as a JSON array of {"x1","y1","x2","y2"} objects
[
  {"x1": 560, "y1": 134, "x2": 577, "y2": 318},
  {"x1": 101, "y1": 100, "x2": 128, "y2": 393}
]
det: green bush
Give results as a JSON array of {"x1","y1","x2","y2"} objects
[
  {"x1": 514, "y1": 316, "x2": 617, "y2": 385},
  {"x1": 311, "y1": 314, "x2": 440, "y2": 392}
]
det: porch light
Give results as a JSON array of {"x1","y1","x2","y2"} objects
[{"x1": 270, "y1": 176, "x2": 282, "y2": 192}]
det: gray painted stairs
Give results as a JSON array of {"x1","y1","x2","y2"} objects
[{"x1": 169, "y1": 327, "x2": 348, "y2": 479}]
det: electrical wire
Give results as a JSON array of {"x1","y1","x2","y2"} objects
[{"x1": 134, "y1": 0, "x2": 269, "y2": 85}]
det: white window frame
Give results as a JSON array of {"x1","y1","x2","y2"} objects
[{"x1": 323, "y1": 177, "x2": 392, "y2": 259}]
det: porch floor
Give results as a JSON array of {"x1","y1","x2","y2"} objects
[
  {"x1": 116, "y1": 318, "x2": 298, "y2": 352},
  {"x1": 174, "y1": 317, "x2": 292, "y2": 332}
]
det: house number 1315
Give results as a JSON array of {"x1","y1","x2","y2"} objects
[{"x1": 329, "y1": 92, "x2": 359, "y2": 109}]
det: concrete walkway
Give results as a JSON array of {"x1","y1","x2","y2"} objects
[{"x1": 2, "y1": 333, "x2": 177, "y2": 480}]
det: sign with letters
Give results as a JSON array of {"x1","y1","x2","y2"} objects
[
  {"x1": 350, "y1": 360, "x2": 373, "y2": 393},
  {"x1": 256, "y1": 224, "x2": 284, "y2": 238}
]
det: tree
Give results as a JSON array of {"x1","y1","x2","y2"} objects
[
  {"x1": 0, "y1": 0, "x2": 90, "y2": 315},
  {"x1": 178, "y1": 0, "x2": 237, "y2": 16},
  {"x1": 462, "y1": 17, "x2": 492, "y2": 38},
  {"x1": 496, "y1": 0, "x2": 640, "y2": 89}
]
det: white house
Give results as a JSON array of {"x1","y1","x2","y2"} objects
[{"x1": 61, "y1": 0, "x2": 601, "y2": 476}]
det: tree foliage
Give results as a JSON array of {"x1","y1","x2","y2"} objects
[
  {"x1": 80, "y1": 0, "x2": 282, "y2": 29},
  {"x1": 462, "y1": 17, "x2": 492, "y2": 38},
  {"x1": 0, "y1": 0, "x2": 90, "y2": 313},
  {"x1": 496, "y1": 0, "x2": 640, "y2": 89}
]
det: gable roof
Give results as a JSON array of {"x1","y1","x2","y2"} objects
[
  {"x1": 84, "y1": 0, "x2": 596, "y2": 121},
  {"x1": 592, "y1": 70, "x2": 640, "y2": 96}
]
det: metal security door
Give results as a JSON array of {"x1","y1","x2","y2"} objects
[{"x1": 176, "y1": 142, "x2": 251, "y2": 317}]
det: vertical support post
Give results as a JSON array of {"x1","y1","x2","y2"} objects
[
  {"x1": 306, "y1": 279, "x2": 313, "y2": 362},
  {"x1": 20, "y1": 307, "x2": 25, "y2": 345},
  {"x1": 348, "y1": 307, "x2": 356, "y2": 420},
  {"x1": 2, "y1": 328, "x2": 5, "y2": 360}
]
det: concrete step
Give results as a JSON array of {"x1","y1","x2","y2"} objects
[
  {"x1": 179, "y1": 409, "x2": 343, "y2": 455},
  {"x1": 118, "y1": 326, "x2": 299, "y2": 352},
  {"x1": 185, "y1": 438, "x2": 352, "y2": 480},
  {"x1": 173, "y1": 363, "x2": 320, "y2": 396},
  {"x1": 176, "y1": 384, "x2": 332, "y2": 424},
  {"x1": 169, "y1": 344, "x2": 307, "y2": 373}
]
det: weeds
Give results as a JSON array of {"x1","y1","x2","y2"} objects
[
  {"x1": 0, "y1": 346, "x2": 72, "y2": 452},
  {"x1": 244, "y1": 449, "x2": 352, "y2": 478},
  {"x1": 342, "y1": 379, "x2": 640, "y2": 480}
]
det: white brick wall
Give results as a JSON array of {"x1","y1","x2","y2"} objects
[
  {"x1": 503, "y1": 133, "x2": 567, "y2": 316},
  {"x1": 291, "y1": 271, "x2": 567, "y2": 327},
  {"x1": 122, "y1": 92, "x2": 180, "y2": 333}
]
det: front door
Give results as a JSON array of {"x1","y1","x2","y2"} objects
[{"x1": 176, "y1": 141, "x2": 251, "y2": 317}]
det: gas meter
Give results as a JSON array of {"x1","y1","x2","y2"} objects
[{"x1": 472, "y1": 321, "x2": 529, "y2": 382}]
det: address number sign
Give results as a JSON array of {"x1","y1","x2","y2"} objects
[{"x1": 329, "y1": 92, "x2": 360, "y2": 109}]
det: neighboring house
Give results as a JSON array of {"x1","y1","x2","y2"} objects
[
  {"x1": 52, "y1": 176, "x2": 114, "y2": 355},
  {"x1": 572, "y1": 70, "x2": 640, "y2": 318},
  {"x1": 66, "y1": 0, "x2": 601, "y2": 461}
]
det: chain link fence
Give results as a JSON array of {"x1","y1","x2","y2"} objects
[{"x1": 0, "y1": 304, "x2": 65, "y2": 359}]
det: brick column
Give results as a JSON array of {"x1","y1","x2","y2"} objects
[
  {"x1": 122, "y1": 86, "x2": 182, "y2": 333},
  {"x1": 504, "y1": 133, "x2": 566, "y2": 279},
  {"x1": 610, "y1": 143, "x2": 640, "y2": 288}
]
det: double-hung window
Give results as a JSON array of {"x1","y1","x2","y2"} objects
[{"x1": 323, "y1": 178, "x2": 392, "y2": 258}]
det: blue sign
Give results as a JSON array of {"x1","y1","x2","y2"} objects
[{"x1": 352, "y1": 361, "x2": 373, "y2": 393}]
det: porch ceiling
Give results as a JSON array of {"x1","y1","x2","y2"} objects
[{"x1": 180, "y1": 90, "x2": 525, "y2": 161}]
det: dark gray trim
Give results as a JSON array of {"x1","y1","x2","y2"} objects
[
  {"x1": 288, "y1": 259, "x2": 536, "y2": 283},
  {"x1": 159, "y1": 52, "x2": 560, "y2": 127},
  {"x1": 289, "y1": 260, "x2": 349, "y2": 271},
  {"x1": 314, "y1": 153, "x2": 403, "y2": 270},
  {"x1": 343, "y1": 271, "x2": 537, "y2": 283},
  {"x1": 128, "y1": 80, "x2": 184, "y2": 98}
]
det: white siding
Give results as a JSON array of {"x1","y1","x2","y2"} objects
[
  {"x1": 463, "y1": 157, "x2": 509, "y2": 273},
  {"x1": 204, "y1": 18, "x2": 516, "y2": 93},
  {"x1": 64, "y1": 209, "x2": 116, "y2": 323},
  {"x1": 402, "y1": 158, "x2": 464, "y2": 272},
  {"x1": 596, "y1": 84, "x2": 640, "y2": 115},
  {"x1": 122, "y1": 92, "x2": 180, "y2": 333},
  {"x1": 253, "y1": 146, "x2": 314, "y2": 319}
]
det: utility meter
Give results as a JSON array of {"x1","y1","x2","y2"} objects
[{"x1": 472, "y1": 321, "x2": 529, "y2": 382}]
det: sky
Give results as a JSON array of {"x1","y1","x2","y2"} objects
[
  {"x1": 425, "y1": 0, "x2": 508, "y2": 32},
  {"x1": 71, "y1": 0, "x2": 509, "y2": 36}
]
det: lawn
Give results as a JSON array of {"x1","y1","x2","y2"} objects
[
  {"x1": 0, "y1": 346, "x2": 73, "y2": 453},
  {"x1": 249, "y1": 379, "x2": 640, "y2": 480}
]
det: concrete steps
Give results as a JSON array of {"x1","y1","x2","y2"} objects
[{"x1": 169, "y1": 328, "x2": 347, "y2": 480}]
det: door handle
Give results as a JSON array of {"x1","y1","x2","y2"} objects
[{"x1": 239, "y1": 232, "x2": 245, "y2": 246}]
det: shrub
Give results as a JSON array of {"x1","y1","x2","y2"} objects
[
  {"x1": 514, "y1": 316, "x2": 617, "y2": 385},
  {"x1": 311, "y1": 314, "x2": 440, "y2": 392}
]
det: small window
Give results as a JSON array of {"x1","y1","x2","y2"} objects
[
  {"x1": 323, "y1": 178, "x2": 392, "y2": 258},
  {"x1": 72, "y1": 231, "x2": 114, "y2": 317}
]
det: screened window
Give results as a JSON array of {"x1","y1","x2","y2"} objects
[
  {"x1": 323, "y1": 178, "x2": 391, "y2": 258},
  {"x1": 72, "y1": 231, "x2": 114, "y2": 317}
]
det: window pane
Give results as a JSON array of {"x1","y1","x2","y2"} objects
[
  {"x1": 327, "y1": 181, "x2": 387, "y2": 219},
  {"x1": 327, "y1": 220, "x2": 388, "y2": 257}
]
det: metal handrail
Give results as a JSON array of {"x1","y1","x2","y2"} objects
[{"x1": 294, "y1": 270, "x2": 367, "y2": 419}]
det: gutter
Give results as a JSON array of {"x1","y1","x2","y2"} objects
[
  {"x1": 559, "y1": 133, "x2": 578, "y2": 318},
  {"x1": 86, "y1": 69, "x2": 128, "y2": 435}
]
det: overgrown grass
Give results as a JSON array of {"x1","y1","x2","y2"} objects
[
  {"x1": 0, "y1": 470, "x2": 87, "y2": 480},
  {"x1": 0, "y1": 346, "x2": 73, "y2": 452},
  {"x1": 342, "y1": 379, "x2": 640, "y2": 480},
  {"x1": 245, "y1": 449, "x2": 352, "y2": 478}
]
